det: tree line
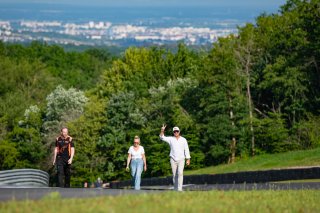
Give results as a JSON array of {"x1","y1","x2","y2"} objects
[{"x1": 0, "y1": 0, "x2": 319, "y2": 186}]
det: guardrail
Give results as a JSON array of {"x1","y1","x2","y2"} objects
[
  {"x1": 110, "y1": 166, "x2": 320, "y2": 189},
  {"x1": 0, "y1": 169, "x2": 49, "y2": 187}
]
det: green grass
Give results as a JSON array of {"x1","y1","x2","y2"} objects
[
  {"x1": 1, "y1": 190, "x2": 319, "y2": 213},
  {"x1": 185, "y1": 148, "x2": 320, "y2": 175}
]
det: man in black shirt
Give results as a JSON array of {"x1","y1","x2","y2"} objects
[{"x1": 53, "y1": 127, "x2": 75, "y2": 187}]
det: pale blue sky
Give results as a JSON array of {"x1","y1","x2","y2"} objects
[{"x1": 0, "y1": 0, "x2": 287, "y2": 7}]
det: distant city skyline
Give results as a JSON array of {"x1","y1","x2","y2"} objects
[
  {"x1": 0, "y1": 0, "x2": 288, "y2": 47},
  {"x1": 1, "y1": 0, "x2": 287, "y2": 8}
]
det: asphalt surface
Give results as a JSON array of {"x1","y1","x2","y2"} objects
[
  {"x1": 1, "y1": 182, "x2": 320, "y2": 202},
  {"x1": 0, "y1": 187, "x2": 158, "y2": 202},
  {"x1": 182, "y1": 182, "x2": 320, "y2": 191}
]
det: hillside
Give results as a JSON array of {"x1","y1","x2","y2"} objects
[{"x1": 185, "y1": 148, "x2": 320, "y2": 175}]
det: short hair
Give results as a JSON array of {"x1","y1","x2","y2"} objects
[{"x1": 61, "y1": 127, "x2": 68, "y2": 132}]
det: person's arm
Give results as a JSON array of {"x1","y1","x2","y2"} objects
[
  {"x1": 68, "y1": 137, "x2": 75, "y2": 164},
  {"x1": 126, "y1": 153, "x2": 131, "y2": 171},
  {"x1": 68, "y1": 147, "x2": 75, "y2": 164},
  {"x1": 159, "y1": 124, "x2": 170, "y2": 143},
  {"x1": 53, "y1": 138, "x2": 58, "y2": 165},
  {"x1": 185, "y1": 140, "x2": 191, "y2": 166},
  {"x1": 142, "y1": 154, "x2": 147, "y2": 171},
  {"x1": 53, "y1": 147, "x2": 58, "y2": 165}
]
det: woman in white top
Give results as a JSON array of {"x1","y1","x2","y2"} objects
[{"x1": 126, "y1": 135, "x2": 147, "y2": 190}]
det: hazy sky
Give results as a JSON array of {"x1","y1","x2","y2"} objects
[{"x1": 0, "y1": 0, "x2": 287, "y2": 7}]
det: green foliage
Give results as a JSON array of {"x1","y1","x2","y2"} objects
[
  {"x1": 258, "y1": 57, "x2": 308, "y2": 124},
  {"x1": 42, "y1": 85, "x2": 89, "y2": 181},
  {"x1": 97, "y1": 91, "x2": 145, "y2": 180},
  {"x1": 253, "y1": 112, "x2": 290, "y2": 153},
  {"x1": 142, "y1": 78, "x2": 205, "y2": 173},
  {"x1": 196, "y1": 36, "x2": 249, "y2": 164},
  {"x1": 0, "y1": 41, "x2": 112, "y2": 89},
  {"x1": 3, "y1": 105, "x2": 45, "y2": 169},
  {"x1": 45, "y1": 85, "x2": 88, "y2": 121},
  {"x1": 254, "y1": 0, "x2": 320, "y2": 124},
  {"x1": 0, "y1": 56, "x2": 56, "y2": 130},
  {"x1": 0, "y1": 42, "x2": 111, "y2": 172},
  {"x1": 8, "y1": 126, "x2": 45, "y2": 168},
  {"x1": 67, "y1": 95, "x2": 107, "y2": 186},
  {"x1": 291, "y1": 115, "x2": 320, "y2": 148},
  {"x1": 0, "y1": 140, "x2": 19, "y2": 169}
]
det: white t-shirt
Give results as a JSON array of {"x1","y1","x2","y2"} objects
[{"x1": 128, "y1": 146, "x2": 145, "y2": 159}]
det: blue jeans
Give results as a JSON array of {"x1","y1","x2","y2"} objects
[{"x1": 130, "y1": 158, "x2": 144, "y2": 190}]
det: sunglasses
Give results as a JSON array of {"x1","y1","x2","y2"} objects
[{"x1": 173, "y1": 131, "x2": 179, "y2": 133}]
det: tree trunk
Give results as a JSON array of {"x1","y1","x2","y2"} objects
[
  {"x1": 234, "y1": 25, "x2": 256, "y2": 157},
  {"x1": 228, "y1": 96, "x2": 237, "y2": 163},
  {"x1": 245, "y1": 56, "x2": 255, "y2": 156}
]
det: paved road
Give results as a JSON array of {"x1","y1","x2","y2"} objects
[
  {"x1": 1, "y1": 182, "x2": 320, "y2": 202},
  {"x1": 0, "y1": 187, "x2": 158, "y2": 202},
  {"x1": 184, "y1": 182, "x2": 320, "y2": 191}
]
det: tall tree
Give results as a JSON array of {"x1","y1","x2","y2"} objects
[
  {"x1": 198, "y1": 36, "x2": 247, "y2": 163},
  {"x1": 235, "y1": 24, "x2": 258, "y2": 156}
]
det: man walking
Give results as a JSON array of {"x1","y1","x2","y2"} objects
[
  {"x1": 53, "y1": 127, "x2": 75, "y2": 187},
  {"x1": 160, "y1": 124, "x2": 190, "y2": 191}
]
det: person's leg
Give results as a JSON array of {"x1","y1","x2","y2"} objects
[
  {"x1": 56, "y1": 157, "x2": 65, "y2": 187},
  {"x1": 170, "y1": 158, "x2": 178, "y2": 190},
  {"x1": 177, "y1": 159, "x2": 185, "y2": 191},
  {"x1": 130, "y1": 159, "x2": 138, "y2": 188},
  {"x1": 64, "y1": 162, "x2": 71, "y2": 188},
  {"x1": 134, "y1": 159, "x2": 143, "y2": 190}
]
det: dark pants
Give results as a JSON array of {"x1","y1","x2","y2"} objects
[{"x1": 56, "y1": 156, "x2": 71, "y2": 187}]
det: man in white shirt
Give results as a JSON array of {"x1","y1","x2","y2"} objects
[{"x1": 160, "y1": 124, "x2": 190, "y2": 191}]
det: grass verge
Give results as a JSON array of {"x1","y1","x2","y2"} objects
[
  {"x1": 0, "y1": 190, "x2": 319, "y2": 213},
  {"x1": 185, "y1": 148, "x2": 320, "y2": 175}
]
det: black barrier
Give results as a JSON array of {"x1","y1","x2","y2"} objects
[
  {"x1": 0, "y1": 169, "x2": 49, "y2": 187},
  {"x1": 109, "y1": 166, "x2": 320, "y2": 189}
]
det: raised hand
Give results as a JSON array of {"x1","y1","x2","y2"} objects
[{"x1": 161, "y1": 124, "x2": 167, "y2": 132}]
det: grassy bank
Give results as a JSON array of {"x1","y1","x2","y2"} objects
[
  {"x1": 1, "y1": 190, "x2": 319, "y2": 213},
  {"x1": 185, "y1": 148, "x2": 320, "y2": 175}
]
